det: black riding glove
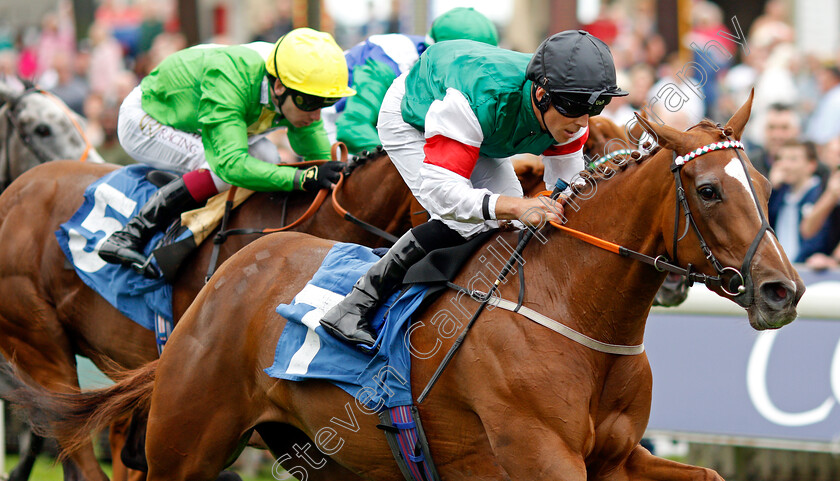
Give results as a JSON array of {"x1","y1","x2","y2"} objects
[{"x1": 294, "y1": 161, "x2": 344, "y2": 191}]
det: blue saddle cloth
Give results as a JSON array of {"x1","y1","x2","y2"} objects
[
  {"x1": 55, "y1": 165, "x2": 182, "y2": 341},
  {"x1": 265, "y1": 243, "x2": 430, "y2": 409}
]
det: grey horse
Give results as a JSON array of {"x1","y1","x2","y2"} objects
[
  {"x1": 0, "y1": 80, "x2": 103, "y2": 190},
  {"x1": 0, "y1": 79, "x2": 103, "y2": 480}
]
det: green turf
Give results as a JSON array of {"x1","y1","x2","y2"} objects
[
  {"x1": 2, "y1": 453, "x2": 286, "y2": 481},
  {"x1": 2, "y1": 454, "x2": 108, "y2": 481}
]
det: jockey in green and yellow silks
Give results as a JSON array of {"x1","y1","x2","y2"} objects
[{"x1": 99, "y1": 28, "x2": 355, "y2": 277}]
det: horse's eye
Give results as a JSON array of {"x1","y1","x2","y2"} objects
[
  {"x1": 34, "y1": 124, "x2": 52, "y2": 137},
  {"x1": 698, "y1": 186, "x2": 719, "y2": 201}
]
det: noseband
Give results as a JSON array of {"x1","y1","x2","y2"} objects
[{"x1": 668, "y1": 137, "x2": 773, "y2": 306}]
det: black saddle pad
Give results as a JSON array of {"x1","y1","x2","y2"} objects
[{"x1": 403, "y1": 229, "x2": 498, "y2": 285}]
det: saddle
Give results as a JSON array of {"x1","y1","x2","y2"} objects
[
  {"x1": 152, "y1": 186, "x2": 254, "y2": 283},
  {"x1": 404, "y1": 229, "x2": 497, "y2": 285}
]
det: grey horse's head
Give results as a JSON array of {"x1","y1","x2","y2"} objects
[
  {"x1": 0, "y1": 80, "x2": 103, "y2": 188},
  {"x1": 652, "y1": 273, "x2": 691, "y2": 307}
]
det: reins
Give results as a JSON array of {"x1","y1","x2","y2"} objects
[
  {"x1": 419, "y1": 132, "x2": 772, "y2": 402},
  {"x1": 331, "y1": 172, "x2": 399, "y2": 244},
  {"x1": 204, "y1": 143, "x2": 398, "y2": 281},
  {"x1": 417, "y1": 178, "x2": 570, "y2": 403},
  {"x1": 542, "y1": 138, "x2": 763, "y2": 299}
]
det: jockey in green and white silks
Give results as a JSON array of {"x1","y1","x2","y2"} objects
[
  {"x1": 100, "y1": 28, "x2": 355, "y2": 278},
  {"x1": 322, "y1": 7, "x2": 499, "y2": 155},
  {"x1": 392, "y1": 40, "x2": 591, "y2": 238},
  {"x1": 320, "y1": 31, "x2": 628, "y2": 349}
]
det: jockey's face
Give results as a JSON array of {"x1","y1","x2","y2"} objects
[
  {"x1": 533, "y1": 87, "x2": 589, "y2": 143},
  {"x1": 273, "y1": 82, "x2": 322, "y2": 128}
]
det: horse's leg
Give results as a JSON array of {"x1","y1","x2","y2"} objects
[
  {"x1": 469, "y1": 404, "x2": 588, "y2": 480},
  {"x1": 255, "y1": 423, "x2": 365, "y2": 481},
  {"x1": 7, "y1": 430, "x2": 44, "y2": 481},
  {"x1": 110, "y1": 418, "x2": 147, "y2": 481},
  {"x1": 59, "y1": 459, "x2": 85, "y2": 481},
  {"x1": 144, "y1": 377, "x2": 250, "y2": 481},
  {"x1": 490, "y1": 431, "x2": 587, "y2": 480},
  {"x1": 598, "y1": 444, "x2": 724, "y2": 481},
  {"x1": 8, "y1": 433, "x2": 89, "y2": 481},
  {"x1": 142, "y1": 324, "x2": 266, "y2": 481},
  {"x1": 0, "y1": 321, "x2": 109, "y2": 481}
]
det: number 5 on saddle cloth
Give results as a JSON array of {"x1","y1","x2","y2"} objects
[{"x1": 56, "y1": 165, "x2": 215, "y2": 353}]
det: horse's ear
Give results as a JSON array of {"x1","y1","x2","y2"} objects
[
  {"x1": 627, "y1": 110, "x2": 647, "y2": 147},
  {"x1": 724, "y1": 88, "x2": 754, "y2": 141},
  {"x1": 0, "y1": 80, "x2": 23, "y2": 107},
  {"x1": 634, "y1": 112, "x2": 693, "y2": 154}
]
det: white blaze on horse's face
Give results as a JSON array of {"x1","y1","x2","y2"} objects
[
  {"x1": 723, "y1": 157, "x2": 787, "y2": 264},
  {"x1": 723, "y1": 158, "x2": 760, "y2": 220}
]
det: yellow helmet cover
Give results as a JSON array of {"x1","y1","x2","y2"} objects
[{"x1": 266, "y1": 28, "x2": 356, "y2": 98}]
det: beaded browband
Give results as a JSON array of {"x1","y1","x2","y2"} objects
[{"x1": 674, "y1": 140, "x2": 745, "y2": 166}]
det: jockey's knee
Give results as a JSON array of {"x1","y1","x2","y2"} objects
[{"x1": 411, "y1": 220, "x2": 466, "y2": 251}]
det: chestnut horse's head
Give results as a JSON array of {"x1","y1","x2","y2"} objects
[{"x1": 637, "y1": 90, "x2": 804, "y2": 329}]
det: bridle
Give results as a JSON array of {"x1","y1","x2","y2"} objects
[
  {"x1": 668, "y1": 135, "x2": 773, "y2": 306},
  {"x1": 3, "y1": 87, "x2": 91, "y2": 187},
  {"x1": 546, "y1": 134, "x2": 774, "y2": 307},
  {"x1": 420, "y1": 133, "x2": 777, "y2": 400}
]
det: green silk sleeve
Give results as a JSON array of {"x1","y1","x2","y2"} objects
[{"x1": 336, "y1": 59, "x2": 396, "y2": 154}]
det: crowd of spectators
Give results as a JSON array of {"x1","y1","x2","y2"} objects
[
  {"x1": 587, "y1": 0, "x2": 840, "y2": 270},
  {"x1": 0, "y1": 0, "x2": 838, "y2": 269},
  {"x1": 0, "y1": 0, "x2": 187, "y2": 167}
]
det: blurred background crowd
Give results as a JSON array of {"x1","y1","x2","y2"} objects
[{"x1": 0, "y1": 0, "x2": 838, "y2": 270}]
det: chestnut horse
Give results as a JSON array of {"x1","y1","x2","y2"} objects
[
  {"x1": 2, "y1": 116, "x2": 640, "y2": 481},
  {"x1": 32, "y1": 94, "x2": 804, "y2": 479},
  {"x1": 0, "y1": 152, "x2": 411, "y2": 481}
]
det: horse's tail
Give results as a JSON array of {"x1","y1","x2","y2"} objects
[{"x1": 4, "y1": 360, "x2": 157, "y2": 456}]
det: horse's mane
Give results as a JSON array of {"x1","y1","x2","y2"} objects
[
  {"x1": 564, "y1": 118, "x2": 726, "y2": 204},
  {"x1": 345, "y1": 151, "x2": 384, "y2": 175},
  {"x1": 565, "y1": 146, "x2": 655, "y2": 204}
]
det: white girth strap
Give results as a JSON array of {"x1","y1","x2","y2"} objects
[{"x1": 491, "y1": 297, "x2": 645, "y2": 355}]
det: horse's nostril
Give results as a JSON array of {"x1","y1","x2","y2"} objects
[{"x1": 761, "y1": 281, "x2": 792, "y2": 307}]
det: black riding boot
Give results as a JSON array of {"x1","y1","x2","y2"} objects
[
  {"x1": 98, "y1": 177, "x2": 200, "y2": 278},
  {"x1": 320, "y1": 230, "x2": 427, "y2": 348}
]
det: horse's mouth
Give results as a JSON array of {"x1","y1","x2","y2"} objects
[
  {"x1": 747, "y1": 303, "x2": 798, "y2": 331},
  {"x1": 746, "y1": 279, "x2": 803, "y2": 330}
]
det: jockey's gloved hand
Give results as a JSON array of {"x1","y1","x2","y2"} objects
[{"x1": 294, "y1": 161, "x2": 345, "y2": 191}]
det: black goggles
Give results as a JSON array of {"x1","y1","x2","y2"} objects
[
  {"x1": 550, "y1": 93, "x2": 609, "y2": 118},
  {"x1": 288, "y1": 89, "x2": 340, "y2": 112}
]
